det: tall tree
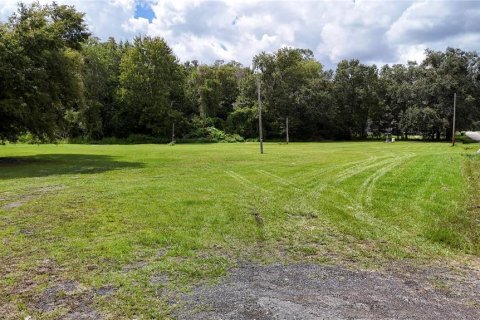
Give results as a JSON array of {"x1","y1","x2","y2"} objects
[
  {"x1": 0, "y1": 1, "x2": 89, "y2": 142},
  {"x1": 421, "y1": 48, "x2": 479, "y2": 140},
  {"x1": 253, "y1": 48, "x2": 327, "y2": 140},
  {"x1": 186, "y1": 60, "x2": 246, "y2": 125},
  {"x1": 82, "y1": 37, "x2": 122, "y2": 139},
  {"x1": 333, "y1": 60, "x2": 380, "y2": 138},
  {"x1": 379, "y1": 62, "x2": 421, "y2": 139},
  {"x1": 116, "y1": 36, "x2": 184, "y2": 138},
  {"x1": 227, "y1": 70, "x2": 258, "y2": 138}
]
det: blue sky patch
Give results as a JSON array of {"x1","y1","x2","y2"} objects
[{"x1": 134, "y1": 1, "x2": 155, "y2": 22}]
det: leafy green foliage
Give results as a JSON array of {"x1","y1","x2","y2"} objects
[
  {"x1": 1, "y1": 3, "x2": 480, "y2": 143},
  {"x1": 333, "y1": 60, "x2": 383, "y2": 138},
  {"x1": 82, "y1": 37, "x2": 122, "y2": 139},
  {"x1": 185, "y1": 117, "x2": 244, "y2": 143},
  {"x1": 185, "y1": 60, "x2": 248, "y2": 124},
  {"x1": 0, "y1": 2, "x2": 89, "y2": 142},
  {"x1": 116, "y1": 36, "x2": 184, "y2": 137},
  {"x1": 252, "y1": 48, "x2": 333, "y2": 140}
]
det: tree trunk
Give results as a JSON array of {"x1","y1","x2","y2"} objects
[
  {"x1": 445, "y1": 128, "x2": 452, "y2": 142},
  {"x1": 286, "y1": 117, "x2": 289, "y2": 144}
]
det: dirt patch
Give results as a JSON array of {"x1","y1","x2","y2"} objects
[
  {"x1": 1, "y1": 194, "x2": 36, "y2": 211},
  {"x1": 95, "y1": 285, "x2": 116, "y2": 296},
  {"x1": 27, "y1": 280, "x2": 116, "y2": 319},
  {"x1": 176, "y1": 263, "x2": 480, "y2": 319},
  {"x1": 32, "y1": 281, "x2": 85, "y2": 312},
  {"x1": 150, "y1": 273, "x2": 169, "y2": 285},
  {"x1": 0, "y1": 302, "x2": 21, "y2": 320},
  {"x1": 121, "y1": 261, "x2": 148, "y2": 273},
  {"x1": 2, "y1": 200, "x2": 27, "y2": 210},
  {"x1": 7, "y1": 260, "x2": 116, "y2": 319},
  {"x1": 1, "y1": 185, "x2": 65, "y2": 211}
]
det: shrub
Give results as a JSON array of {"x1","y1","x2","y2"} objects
[
  {"x1": 183, "y1": 126, "x2": 244, "y2": 143},
  {"x1": 223, "y1": 133, "x2": 245, "y2": 143},
  {"x1": 125, "y1": 134, "x2": 168, "y2": 144},
  {"x1": 16, "y1": 133, "x2": 42, "y2": 144}
]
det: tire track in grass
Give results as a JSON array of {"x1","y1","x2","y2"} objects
[
  {"x1": 339, "y1": 153, "x2": 422, "y2": 241},
  {"x1": 255, "y1": 169, "x2": 357, "y2": 216},
  {"x1": 254, "y1": 164, "x2": 387, "y2": 227},
  {"x1": 290, "y1": 152, "x2": 396, "y2": 195},
  {"x1": 250, "y1": 169, "x2": 353, "y2": 225},
  {"x1": 341, "y1": 201, "x2": 420, "y2": 247},
  {"x1": 409, "y1": 155, "x2": 443, "y2": 220},
  {"x1": 311, "y1": 152, "x2": 427, "y2": 249},
  {"x1": 358, "y1": 153, "x2": 415, "y2": 207},
  {"x1": 256, "y1": 170, "x2": 302, "y2": 192},
  {"x1": 308, "y1": 156, "x2": 376, "y2": 178},
  {"x1": 331, "y1": 199, "x2": 420, "y2": 250},
  {"x1": 302, "y1": 155, "x2": 391, "y2": 189},
  {"x1": 307, "y1": 155, "x2": 397, "y2": 202},
  {"x1": 305, "y1": 152, "x2": 420, "y2": 243},
  {"x1": 255, "y1": 168, "x2": 358, "y2": 210},
  {"x1": 306, "y1": 182, "x2": 420, "y2": 255},
  {"x1": 289, "y1": 155, "x2": 382, "y2": 190},
  {"x1": 335, "y1": 156, "x2": 398, "y2": 184},
  {"x1": 287, "y1": 154, "x2": 397, "y2": 216},
  {"x1": 224, "y1": 171, "x2": 272, "y2": 194},
  {"x1": 226, "y1": 154, "x2": 420, "y2": 248},
  {"x1": 254, "y1": 169, "x2": 333, "y2": 218},
  {"x1": 309, "y1": 187, "x2": 417, "y2": 249}
]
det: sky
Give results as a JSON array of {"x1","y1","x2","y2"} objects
[{"x1": 1, "y1": 0, "x2": 480, "y2": 69}]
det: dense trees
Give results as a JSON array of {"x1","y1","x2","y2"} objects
[
  {"x1": 116, "y1": 36, "x2": 184, "y2": 138},
  {"x1": 0, "y1": 2, "x2": 89, "y2": 142},
  {"x1": 81, "y1": 37, "x2": 121, "y2": 139},
  {"x1": 252, "y1": 48, "x2": 333, "y2": 140},
  {"x1": 1, "y1": 2, "x2": 480, "y2": 143},
  {"x1": 333, "y1": 60, "x2": 381, "y2": 138}
]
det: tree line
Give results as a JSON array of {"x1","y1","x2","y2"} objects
[{"x1": 1, "y1": 2, "x2": 480, "y2": 144}]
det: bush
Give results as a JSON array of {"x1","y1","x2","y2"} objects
[
  {"x1": 178, "y1": 137, "x2": 217, "y2": 144},
  {"x1": 223, "y1": 133, "x2": 244, "y2": 143},
  {"x1": 184, "y1": 127, "x2": 220, "y2": 142},
  {"x1": 16, "y1": 133, "x2": 42, "y2": 144},
  {"x1": 67, "y1": 134, "x2": 169, "y2": 145},
  {"x1": 183, "y1": 126, "x2": 244, "y2": 143},
  {"x1": 125, "y1": 134, "x2": 168, "y2": 144}
]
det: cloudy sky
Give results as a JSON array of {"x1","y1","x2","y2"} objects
[{"x1": 1, "y1": 0, "x2": 479, "y2": 69}]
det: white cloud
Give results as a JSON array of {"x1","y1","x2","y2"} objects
[
  {"x1": 396, "y1": 44, "x2": 427, "y2": 65},
  {"x1": 0, "y1": 0, "x2": 138, "y2": 40},
  {"x1": 123, "y1": 17, "x2": 150, "y2": 33},
  {"x1": 2, "y1": 0, "x2": 480, "y2": 68}
]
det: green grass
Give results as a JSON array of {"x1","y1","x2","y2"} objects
[{"x1": 1, "y1": 142, "x2": 479, "y2": 318}]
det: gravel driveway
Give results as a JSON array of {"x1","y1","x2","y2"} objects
[{"x1": 177, "y1": 263, "x2": 480, "y2": 320}]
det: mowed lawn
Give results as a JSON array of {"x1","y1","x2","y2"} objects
[{"x1": 1, "y1": 142, "x2": 479, "y2": 318}]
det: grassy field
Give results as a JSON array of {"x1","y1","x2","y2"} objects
[{"x1": 1, "y1": 142, "x2": 479, "y2": 318}]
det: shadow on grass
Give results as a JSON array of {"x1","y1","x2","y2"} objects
[
  {"x1": 0, "y1": 154, "x2": 144, "y2": 179},
  {"x1": 464, "y1": 153, "x2": 480, "y2": 159}
]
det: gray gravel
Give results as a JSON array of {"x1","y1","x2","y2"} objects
[{"x1": 177, "y1": 263, "x2": 480, "y2": 320}]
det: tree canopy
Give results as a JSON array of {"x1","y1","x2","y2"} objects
[
  {"x1": 0, "y1": 2, "x2": 89, "y2": 142},
  {"x1": 1, "y1": 2, "x2": 479, "y2": 143}
]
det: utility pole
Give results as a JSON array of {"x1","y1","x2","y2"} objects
[
  {"x1": 257, "y1": 78, "x2": 264, "y2": 154},
  {"x1": 452, "y1": 92, "x2": 456, "y2": 147},
  {"x1": 286, "y1": 117, "x2": 289, "y2": 144}
]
